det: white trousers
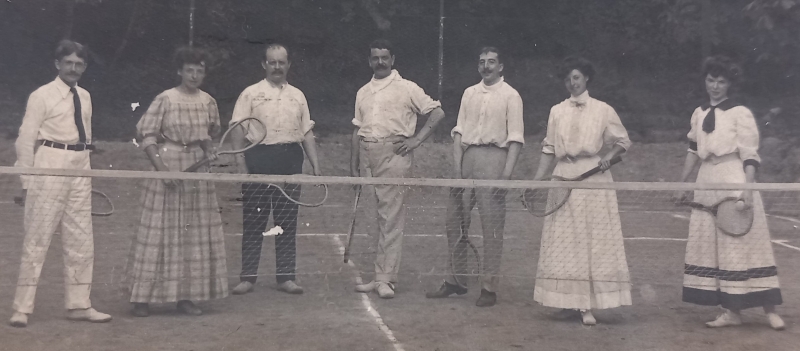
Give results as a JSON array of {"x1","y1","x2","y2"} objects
[{"x1": 13, "y1": 146, "x2": 94, "y2": 314}]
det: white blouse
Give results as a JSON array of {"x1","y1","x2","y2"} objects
[
  {"x1": 687, "y1": 100, "x2": 761, "y2": 164},
  {"x1": 541, "y1": 91, "x2": 631, "y2": 158}
]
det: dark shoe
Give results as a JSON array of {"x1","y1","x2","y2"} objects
[
  {"x1": 475, "y1": 289, "x2": 497, "y2": 307},
  {"x1": 177, "y1": 300, "x2": 202, "y2": 316},
  {"x1": 425, "y1": 281, "x2": 467, "y2": 298},
  {"x1": 131, "y1": 303, "x2": 149, "y2": 317}
]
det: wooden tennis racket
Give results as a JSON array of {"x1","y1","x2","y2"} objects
[
  {"x1": 677, "y1": 197, "x2": 754, "y2": 237},
  {"x1": 451, "y1": 187, "x2": 481, "y2": 286},
  {"x1": 343, "y1": 185, "x2": 362, "y2": 263},
  {"x1": 522, "y1": 155, "x2": 622, "y2": 217},
  {"x1": 183, "y1": 117, "x2": 267, "y2": 172}
]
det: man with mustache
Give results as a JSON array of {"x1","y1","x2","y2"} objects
[
  {"x1": 229, "y1": 43, "x2": 322, "y2": 296},
  {"x1": 351, "y1": 39, "x2": 445, "y2": 298},
  {"x1": 10, "y1": 40, "x2": 112, "y2": 327},
  {"x1": 426, "y1": 47, "x2": 523, "y2": 307}
]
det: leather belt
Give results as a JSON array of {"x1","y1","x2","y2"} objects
[
  {"x1": 359, "y1": 135, "x2": 407, "y2": 143},
  {"x1": 162, "y1": 139, "x2": 203, "y2": 153},
  {"x1": 39, "y1": 140, "x2": 95, "y2": 151}
]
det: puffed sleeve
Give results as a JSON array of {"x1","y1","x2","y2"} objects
[
  {"x1": 735, "y1": 107, "x2": 761, "y2": 168},
  {"x1": 207, "y1": 96, "x2": 221, "y2": 139},
  {"x1": 541, "y1": 106, "x2": 557, "y2": 155},
  {"x1": 406, "y1": 81, "x2": 441, "y2": 116},
  {"x1": 136, "y1": 93, "x2": 169, "y2": 149},
  {"x1": 297, "y1": 91, "x2": 315, "y2": 135},
  {"x1": 450, "y1": 89, "x2": 469, "y2": 139},
  {"x1": 352, "y1": 88, "x2": 364, "y2": 128},
  {"x1": 602, "y1": 105, "x2": 632, "y2": 150},
  {"x1": 687, "y1": 108, "x2": 699, "y2": 154},
  {"x1": 504, "y1": 92, "x2": 525, "y2": 146}
]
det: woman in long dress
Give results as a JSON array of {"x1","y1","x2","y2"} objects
[
  {"x1": 532, "y1": 56, "x2": 632, "y2": 325},
  {"x1": 126, "y1": 47, "x2": 228, "y2": 316},
  {"x1": 676, "y1": 55, "x2": 784, "y2": 330}
]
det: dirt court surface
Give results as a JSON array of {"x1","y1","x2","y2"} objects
[{"x1": 0, "y1": 135, "x2": 798, "y2": 351}]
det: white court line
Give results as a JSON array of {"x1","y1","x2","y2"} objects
[{"x1": 331, "y1": 235, "x2": 405, "y2": 351}]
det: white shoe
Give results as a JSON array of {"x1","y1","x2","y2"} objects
[
  {"x1": 232, "y1": 281, "x2": 255, "y2": 295},
  {"x1": 355, "y1": 281, "x2": 377, "y2": 293},
  {"x1": 277, "y1": 280, "x2": 304, "y2": 295},
  {"x1": 581, "y1": 310, "x2": 596, "y2": 325},
  {"x1": 706, "y1": 311, "x2": 742, "y2": 328},
  {"x1": 377, "y1": 282, "x2": 395, "y2": 299},
  {"x1": 9, "y1": 311, "x2": 28, "y2": 328},
  {"x1": 66, "y1": 308, "x2": 112, "y2": 323},
  {"x1": 767, "y1": 313, "x2": 785, "y2": 330}
]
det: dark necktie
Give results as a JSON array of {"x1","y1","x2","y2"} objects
[
  {"x1": 70, "y1": 87, "x2": 87, "y2": 143},
  {"x1": 702, "y1": 105, "x2": 718, "y2": 133}
]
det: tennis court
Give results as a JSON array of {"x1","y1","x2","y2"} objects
[{"x1": 0, "y1": 137, "x2": 798, "y2": 351}]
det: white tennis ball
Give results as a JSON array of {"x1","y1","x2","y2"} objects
[{"x1": 735, "y1": 201, "x2": 746, "y2": 211}]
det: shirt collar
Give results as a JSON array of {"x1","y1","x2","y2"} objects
[
  {"x1": 263, "y1": 78, "x2": 287, "y2": 90},
  {"x1": 701, "y1": 98, "x2": 742, "y2": 111},
  {"x1": 54, "y1": 77, "x2": 75, "y2": 98},
  {"x1": 478, "y1": 76, "x2": 504, "y2": 93},
  {"x1": 569, "y1": 90, "x2": 590, "y2": 104},
  {"x1": 370, "y1": 69, "x2": 400, "y2": 93}
]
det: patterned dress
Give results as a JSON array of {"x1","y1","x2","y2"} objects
[
  {"x1": 126, "y1": 88, "x2": 228, "y2": 303},
  {"x1": 682, "y1": 100, "x2": 782, "y2": 310},
  {"x1": 533, "y1": 91, "x2": 633, "y2": 310}
]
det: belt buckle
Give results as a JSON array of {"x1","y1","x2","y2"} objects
[{"x1": 75, "y1": 143, "x2": 86, "y2": 151}]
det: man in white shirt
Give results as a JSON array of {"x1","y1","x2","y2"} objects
[
  {"x1": 351, "y1": 39, "x2": 445, "y2": 298},
  {"x1": 10, "y1": 40, "x2": 112, "y2": 327},
  {"x1": 426, "y1": 47, "x2": 523, "y2": 307},
  {"x1": 229, "y1": 44, "x2": 322, "y2": 296}
]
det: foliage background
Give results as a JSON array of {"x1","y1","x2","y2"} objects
[{"x1": 0, "y1": 0, "x2": 799, "y2": 179}]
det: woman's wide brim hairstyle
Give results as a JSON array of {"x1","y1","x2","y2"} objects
[
  {"x1": 702, "y1": 55, "x2": 743, "y2": 84},
  {"x1": 557, "y1": 56, "x2": 596, "y2": 82}
]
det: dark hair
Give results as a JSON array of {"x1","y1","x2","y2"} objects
[
  {"x1": 558, "y1": 56, "x2": 595, "y2": 82},
  {"x1": 173, "y1": 46, "x2": 210, "y2": 70},
  {"x1": 369, "y1": 39, "x2": 394, "y2": 57},
  {"x1": 702, "y1": 55, "x2": 743, "y2": 84},
  {"x1": 264, "y1": 43, "x2": 291, "y2": 63},
  {"x1": 479, "y1": 46, "x2": 502, "y2": 64},
  {"x1": 54, "y1": 40, "x2": 89, "y2": 61}
]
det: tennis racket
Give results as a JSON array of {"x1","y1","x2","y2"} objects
[
  {"x1": 183, "y1": 117, "x2": 267, "y2": 172},
  {"x1": 450, "y1": 187, "x2": 482, "y2": 287},
  {"x1": 522, "y1": 155, "x2": 622, "y2": 217},
  {"x1": 343, "y1": 185, "x2": 362, "y2": 263},
  {"x1": 13, "y1": 189, "x2": 114, "y2": 217},
  {"x1": 676, "y1": 197, "x2": 754, "y2": 237}
]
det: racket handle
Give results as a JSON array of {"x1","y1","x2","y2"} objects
[
  {"x1": 184, "y1": 158, "x2": 212, "y2": 173},
  {"x1": 580, "y1": 155, "x2": 623, "y2": 179}
]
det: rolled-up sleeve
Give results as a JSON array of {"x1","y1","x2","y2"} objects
[
  {"x1": 450, "y1": 90, "x2": 469, "y2": 139},
  {"x1": 352, "y1": 90, "x2": 364, "y2": 128},
  {"x1": 15, "y1": 92, "x2": 47, "y2": 189},
  {"x1": 231, "y1": 89, "x2": 252, "y2": 124},
  {"x1": 503, "y1": 93, "x2": 525, "y2": 146},
  {"x1": 541, "y1": 107, "x2": 557, "y2": 155},
  {"x1": 736, "y1": 107, "x2": 761, "y2": 166},
  {"x1": 603, "y1": 106, "x2": 631, "y2": 150},
  {"x1": 298, "y1": 92, "x2": 315, "y2": 135},
  {"x1": 136, "y1": 94, "x2": 168, "y2": 149},
  {"x1": 407, "y1": 82, "x2": 441, "y2": 116}
]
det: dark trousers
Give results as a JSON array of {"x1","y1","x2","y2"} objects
[{"x1": 240, "y1": 143, "x2": 303, "y2": 284}]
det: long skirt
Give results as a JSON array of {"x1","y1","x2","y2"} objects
[
  {"x1": 683, "y1": 154, "x2": 782, "y2": 310},
  {"x1": 533, "y1": 156, "x2": 632, "y2": 310},
  {"x1": 126, "y1": 146, "x2": 228, "y2": 303}
]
